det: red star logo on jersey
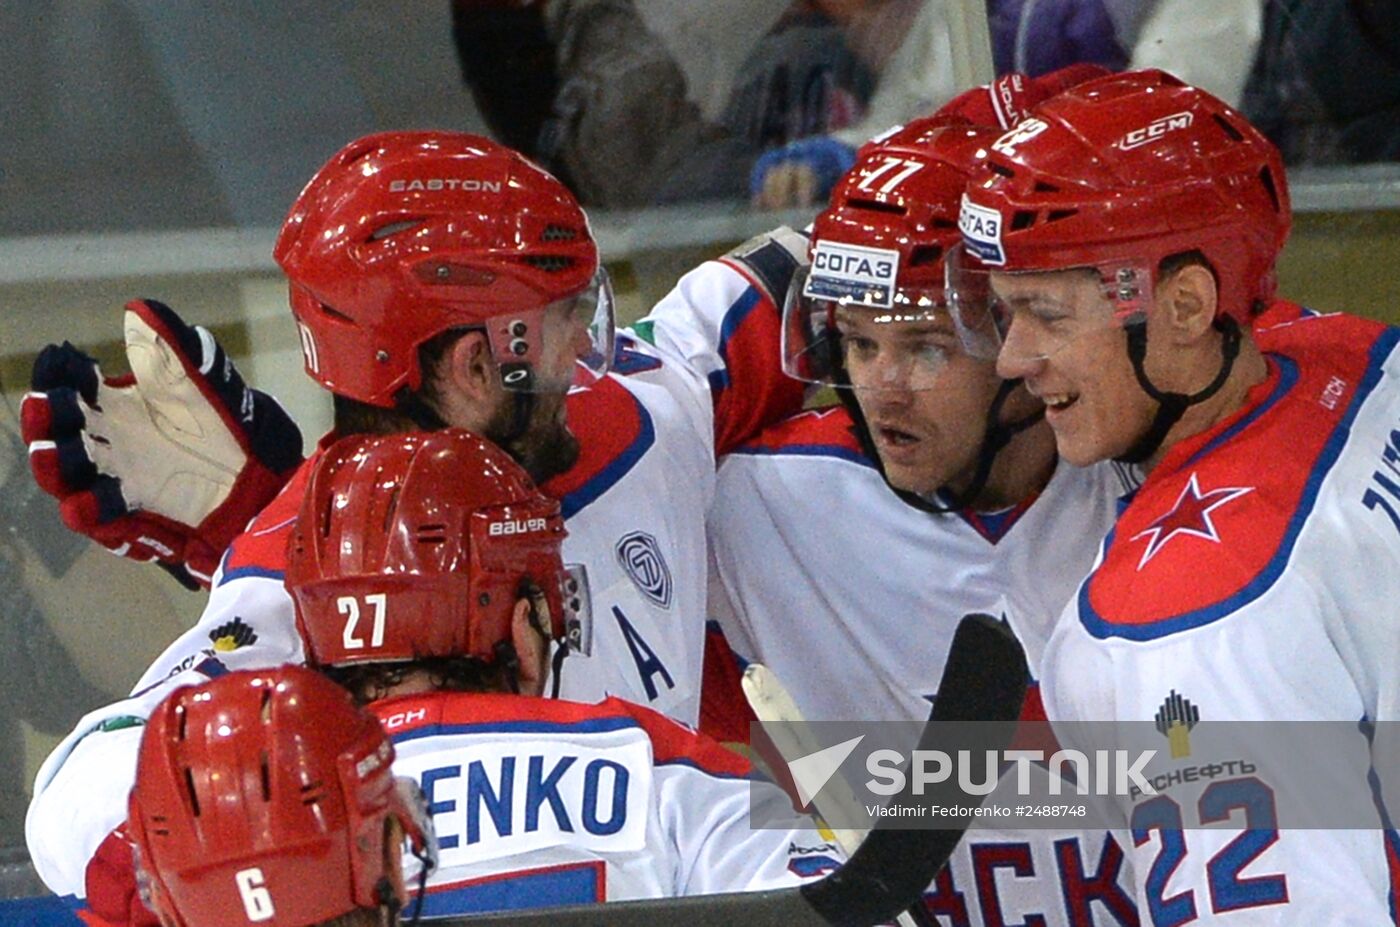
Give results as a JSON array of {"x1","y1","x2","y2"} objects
[{"x1": 1130, "y1": 472, "x2": 1254, "y2": 569}]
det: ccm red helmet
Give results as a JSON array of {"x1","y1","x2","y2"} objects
[
  {"x1": 274, "y1": 131, "x2": 613, "y2": 406},
  {"x1": 286, "y1": 429, "x2": 587, "y2": 668},
  {"x1": 782, "y1": 115, "x2": 1000, "y2": 388},
  {"x1": 128, "y1": 666, "x2": 434, "y2": 927},
  {"x1": 956, "y1": 68, "x2": 1290, "y2": 325}
]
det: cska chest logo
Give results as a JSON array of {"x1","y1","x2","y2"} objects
[{"x1": 1130, "y1": 472, "x2": 1253, "y2": 570}]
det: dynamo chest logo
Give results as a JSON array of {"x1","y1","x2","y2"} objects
[{"x1": 803, "y1": 240, "x2": 901, "y2": 309}]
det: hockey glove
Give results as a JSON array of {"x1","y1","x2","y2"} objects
[
  {"x1": 750, "y1": 136, "x2": 858, "y2": 210},
  {"x1": 21, "y1": 299, "x2": 303, "y2": 589},
  {"x1": 84, "y1": 826, "x2": 162, "y2": 927}
]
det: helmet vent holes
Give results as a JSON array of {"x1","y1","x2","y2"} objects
[
  {"x1": 300, "y1": 781, "x2": 326, "y2": 806},
  {"x1": 1034, "y1": 180, "x2": 1061, "y2": 193},
  {"x1": 524, "y1": 255, "x2": 574, "y2": 272},
  {"x1": 989, "y1": 163, "x2": 1015, "y2": 178},
  {"x1": 1011, "y1": 211, "x2": 1038, "y2": 231},
  {"x1": 368, "y1": 219, "x2": 424, "y2": 242},
  {"x1": 259, "y1": 751, "x2": 272, "y2": 802},
  {"x1": 318, "y1": 302, "x2": 355, "y2": 324},
  {"x1": 382, "y1": 487, "x2": 401, "y2": 535},
  {"x1": 183, "y1": 769, "x2": 202, "y2": 817},
  {"x1": 1046, "y1": 208, "x2": 1078, "y2": 224},
  {"x1": 541, "y1": 224, "x2": 579, "y2": 242},
  {"x1": 848, "y1": 199, "x2": 907, "y2": 216},
  {"x1": 1258, "y1": 167, "x2": 1281, "y2": 213},
  {"x1": 909, "y1": 244, "x2": 944, "y2": 267},
  {"x1": 417, "y1": 523, "x2": 448, "y2": 545},
  {"x1": 1212, "y1": 113, "x2": 1245, "y2": 142}
]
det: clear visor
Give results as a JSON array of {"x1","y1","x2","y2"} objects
[
  {"x1": 485, "y1": 266, "x2": 616, "y2": 393},
  {"x1": 945, "y1": 243, "x2": 1151, "y2": 365},
  {"x1": 781, "y1": 264, "x2": 969, "y2": 392}
]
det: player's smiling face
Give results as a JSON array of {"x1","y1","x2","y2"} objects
[
  {"x1": 839, "y1": 307, "x2": 1008, "y2": 497},
  {"x1": 989, "y1": 268, "x2": 1156, "y2": 465}
]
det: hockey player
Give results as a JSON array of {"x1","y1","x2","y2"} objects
[
  {"x1": 119, "y1": 664, "x2": 435, "y2": 927},
  {"x1": 284, "y1": 428, "x2": 842, "y2": 916},
  {"x1": 950, "y1": 68, "x2": 1400, "y2": 922},
  {"x1": 23, "y1": 131, "x2": 807, "y2": 900},
  {"x1": 705, "y1": 107, "x2": 1139, "y2": 925}
]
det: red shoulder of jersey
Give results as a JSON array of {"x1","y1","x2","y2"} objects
[
  {"x1": 371, "y1": 692, "x2": 753, "y2": 779},
  {"x1": 729, "y1": 406, "x2": 871, "y2": 465},
  {"x1": 1082, "y1": 313, "x2": 1398, "y2": 640},
  {"x1": 216, "y1": 449, "x2": 323, "y2": 584},
  {"x1": 544, "y1": 370, "x2": 654, "y2": 520}
]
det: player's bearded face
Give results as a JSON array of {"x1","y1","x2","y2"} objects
[
  {"x1": 842, "y1": 311, "x2": 1007, "y2": 498},
  {"x1": 484, "y1": 388, "x2": 580, "y2": 485},
  {"x1": 990, "y1": 268, "x2": 1158, "y2": 466}
]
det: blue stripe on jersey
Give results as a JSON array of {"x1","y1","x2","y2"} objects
[
  {"x1": 1182, "y1": 352, "x2": 1299, "y2": 467},
  {"x1": 217, "y1": 564, "x2": 286, "y2": 583},
  {"x1": 386, "y1": 715, "x2": 642, "y2": 745},
  {"x1": 653, "y1": 756, "x2": 751, "y2": 780},
  {"x1": 0, "y1": 894, "x2": 85, "y2": 925},
  {"x1": 1080, "y1": 329, "x2": 1400, "y2": 641},
  {"x1": 560, "y1": 399, "x2": 656, "y2": 520},
  {"x1": 729, "y1": 442, "x2": 874, "y2": 467},
  {"x1": 707, "y1": 287, "x2": 764, "y2": 394},
  {"x1": 410, "y1": 862, "x2": 604, "y2": 917}
]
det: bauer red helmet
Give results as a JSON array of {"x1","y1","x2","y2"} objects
[
  {"x1": 782, "y1": 115, "x2": 1001, "y2": 388},
  {"x1": 955, "y1": 68, "x2": 1290, "y2": 327},
  {"x1": 128, "y1": 665, "x2": 434, "y2": 927},
  {"x1": 286, "y1": 429, "x2": 587, "y2": 668},
  {"x1": 274, "y1": 130, "x2": 613, "y2": 406}
]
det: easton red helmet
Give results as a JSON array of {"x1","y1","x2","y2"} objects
[
  {"x1": 286, "y1": 429, "x2": 586, "y2": 668},
  {"x1": 128, "y1": 666, "x2": 433, "y2": 927},
  {"x1": 274, "y1": 131, "x2": 612, "y2": 407},
  {"x1": 782, "y1": 115, "x2": 1000, "y2": 387},
  {"x1": 957, "y1": 69, "x2": 1290, "y2": 324}
]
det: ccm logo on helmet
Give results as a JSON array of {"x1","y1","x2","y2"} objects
[
  {"x1": 388, "y1": 178, "x2": 503, "y2": 193},
  {"x1": 489, "y1": 518, "x2": 548, "y2": 537},
  {"x1": 1117, "y1": 112, "x2": 1194, "y2": 151}
]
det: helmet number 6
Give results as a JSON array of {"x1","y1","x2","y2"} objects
[{"x1": 234, "y1": 867, "x2": 276, "y2": 921}]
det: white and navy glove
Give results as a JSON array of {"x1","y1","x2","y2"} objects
[{"x1": 21, "y1": 299, "x2": 303, "y2": 589}]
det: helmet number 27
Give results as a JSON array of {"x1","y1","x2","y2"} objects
[{"x1": 339, "y1": 593, "x2": 388, "y2": 650}]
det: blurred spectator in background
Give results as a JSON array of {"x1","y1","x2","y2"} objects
[
  {"x1": 752, "y1": 0, "x2": 1269, "y2": 208},
  {"x1": 1241, "y1": 0, "x2": 1400, "y2": 164},
  {"x1": 452, "y1": 0, "x2": 920, "y2": 208}
]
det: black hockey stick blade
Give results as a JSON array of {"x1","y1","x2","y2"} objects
[{"x1": 432, "y1": 613, "x2": 1027, "y2": 927}]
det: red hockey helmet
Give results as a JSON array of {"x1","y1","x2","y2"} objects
[
  {"x1": 274, "y1": 131, "x2": 614, "y2": 407},
  {"x1": 286, "y1": 429, "x2": 588, "y2": 668},
  {"x1": 128, "y1": 665, "x2": 434, "y2": 927},
  {"x1": 782, "y1": 115, "x2": 1001, "y2": 390},
  {"x1": 952, "y1": 68, "x2": 1290, "y2": 343}
]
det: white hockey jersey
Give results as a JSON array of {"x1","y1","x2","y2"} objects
[
  {"x1": 372, "y1": 692, "x2": 841, "y2": 916},
  {"x1": 705, "y1": 403, "x2": 1143, "y2": 926},
  {"x1": 1041, "y1": 312, "x2": 1400, "y2": 925},
  {"x1": 26, "y1": 234, "x2": 810, "y2": 899}
]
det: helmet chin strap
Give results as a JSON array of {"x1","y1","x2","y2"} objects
[
  {"x1": 840, "y1": 376, "x2": 1044, "y2": 515},
  {"x1": 1116, "y1": 315, "x2": 1242, "y2": 465}
]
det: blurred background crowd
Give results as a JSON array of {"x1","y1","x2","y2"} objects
[{"x1": 0, "y1": 0, "x2": 1398, "y2": 876}]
